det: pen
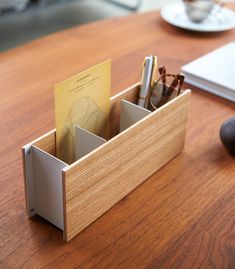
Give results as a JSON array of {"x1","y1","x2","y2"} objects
[
  {"x1": 138, "y1": 56, "x2": 153, "y2": 108},
  {"x1": 148, "y1": 56, "x2": 158, "y2": 109},
  {"x1": 138, "y1": 55, "x2": 157, "y2": 109},
  {"x1": 151, "y1": 56, "x2": 158, "y2": 89}
]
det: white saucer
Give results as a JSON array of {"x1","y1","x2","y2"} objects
[{"x1": 161, "y1": 2, "x2": 235, "y2": 32}]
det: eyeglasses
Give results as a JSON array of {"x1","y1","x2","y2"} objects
[{"x1": 149, "y1": 65, "x2": 185, "y2": 111}]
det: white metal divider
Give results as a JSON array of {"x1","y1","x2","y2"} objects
[{"x1": 120, "y1": 99, "x2": 151, "y2": 132}]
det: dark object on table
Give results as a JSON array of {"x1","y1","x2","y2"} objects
[{"x1": 220, "y1": 117, "x2": 235, "y2": 155}]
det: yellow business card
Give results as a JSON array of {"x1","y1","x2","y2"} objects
[{"x1": 54, "y1": 60, "x2": 111, "y2": 164}]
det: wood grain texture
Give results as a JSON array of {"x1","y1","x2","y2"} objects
[
  {"x1": 62, "y1": 88, "x2": 190, "y2": 241},
  {"x1": 1, "y1": 6, "x2": 235, "y2": 269},
  {"x1": 110, "y1": 83, "x2": 140, "y2": 138},
  {"x1": 32, "y1": 130, "x2": 56, "y2": 157}
]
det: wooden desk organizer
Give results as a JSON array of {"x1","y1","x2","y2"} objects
[{"x1": 22, "y1": 83, "x2": 191, "y2": 241}]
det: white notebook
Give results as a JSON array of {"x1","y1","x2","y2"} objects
[{"x1": 181, "y1": 42, "x2": 235, "y2": 102}]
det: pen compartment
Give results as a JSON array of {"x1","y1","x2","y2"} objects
[{"x1": 22, "y1": 83, "x2": 191, "y2": 241}]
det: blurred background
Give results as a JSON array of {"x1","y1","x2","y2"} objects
[{"x1": 0, "y1": 0, "x2": 175, "y2": 52}]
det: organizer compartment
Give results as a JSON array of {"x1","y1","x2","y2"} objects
[{"x1": 22, "y1": 83, "x2": 191, "y2": 241}]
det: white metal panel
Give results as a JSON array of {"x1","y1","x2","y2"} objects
[
  {"x1": 31, "y1": 146, "x2": 68, "y2": 230},
  {"x1": 120, "y1": 99, "x2": 151, "y2": 132},
  {"x1": 22, "y1": 144, "x2": 36, "y2": 218},
  {"x1": 75, "y1": 126, "x2": 106, "y2": 160}
]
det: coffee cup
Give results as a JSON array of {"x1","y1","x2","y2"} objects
[{"x1": 183, "y1": 0, "x2": 223, "y2": 23}]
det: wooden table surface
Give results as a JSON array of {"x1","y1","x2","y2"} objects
[{"x1": 1, "y1": 7, "x2": 235, "y2": 269}]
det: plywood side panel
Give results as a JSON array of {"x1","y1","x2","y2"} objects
[
  {"x1": 110, "y1": 83, "x2": 140, "y2": 138},
  {"x1": 63, "y1": 90, "x2": 191, "y2": 241},
  {"x1": 33, "y1": 129, "x2": 56, "y2": 157}
]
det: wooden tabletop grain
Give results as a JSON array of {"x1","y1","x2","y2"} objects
[{"x1": 0, "y1": 7, "x2": 235, "y2": 269}]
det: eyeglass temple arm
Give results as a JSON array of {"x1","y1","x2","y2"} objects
[{"x1": 159, "y1": 65, "x2": 167, "y2": 95}]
